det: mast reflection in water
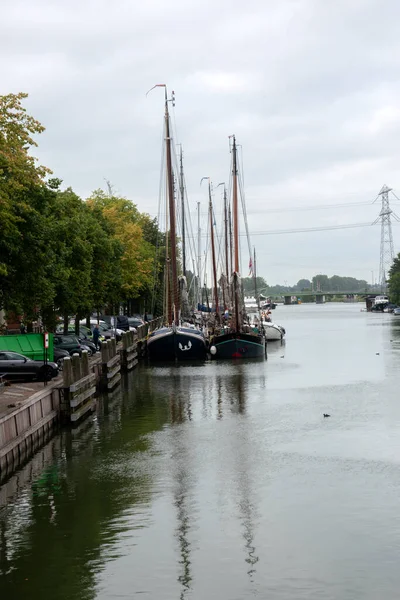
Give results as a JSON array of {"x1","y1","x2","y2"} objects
[{"x1": 2, "y1": 305, "x2": 400, "y2": 599}]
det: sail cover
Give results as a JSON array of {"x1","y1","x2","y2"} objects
[{"x1": 179, "y1": 275, "x2": 190, "y2": 319}]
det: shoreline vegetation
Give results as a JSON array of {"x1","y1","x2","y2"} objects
[{"x1": 0, "y1": 93, "x2": 167, "y2": 332}]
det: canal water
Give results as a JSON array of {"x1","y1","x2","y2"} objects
[{"x1": 1, "y1": 303, "x2": 400, "y2": 600}]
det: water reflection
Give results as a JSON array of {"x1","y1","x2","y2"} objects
[
  {"x1": 3, "y1": 305, "x2": 400, "y2": 600},
  {"x1": 0, "y1": 369, "x2": 173, "y2": 600}
]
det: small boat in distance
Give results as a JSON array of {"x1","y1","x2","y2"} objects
[
  {"x1": 262, "y1": 321, "x2": 285, "y2": 341},
  {"x1": 374, "y1": 295, "x2": 389, "y2": 306},
  {"x1": 261, "y1": 299, "x2": 277, "y2": 310}
]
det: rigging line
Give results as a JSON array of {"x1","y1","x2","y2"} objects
[
  {"x1": 197, "y1": 200, "x2": 378, "y2": 217},
  {"x1": 151, "y1": 124, "x2": 166, "y2": 315},
  {"x1": 148, "y1": 198, "x2": 387, "y2": 219},
  {"x1": 237, "y1": 163, "x2": 253, "y2": 264},
  {"x1": 183, "y1": 172, "x2": 199, "y2": 275},
  {"x1": 245, "y1": 200, "x2": 377, "y2": 214},
  {"x1": 172, "y1": 146, "x2": 200, "y2": 276},
  {"x1": 250, "y1": 222, "x2": 375, "y2": 235},
  {"x1": 184, "y1": 221, "x2": 388, "y2": 238}
]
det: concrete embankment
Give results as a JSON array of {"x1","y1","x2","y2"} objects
[{"x1": 0, "y1": 318, "x2": 162, "y2": 483}]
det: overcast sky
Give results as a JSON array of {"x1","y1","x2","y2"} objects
[{"x1": 3, "y1": 0, "x2": 400, "y2": 285}]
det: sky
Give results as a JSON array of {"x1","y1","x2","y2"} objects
[{"x1": 2, "y1": 0, "x2": 400, "y2": 286}]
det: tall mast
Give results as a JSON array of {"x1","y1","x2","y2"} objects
[
  {"x1": 232, "y1": 135, "x2": 240, "y2": 273},
  {"x1": 228, "y1": 204, "x2": 233, "y2": 278},
  {"x1": 197, "y1": 201, "x2": 201, "y2": 305},
  {"x1": 164, "y1": 89, "x2": 179, "y2": 325},
  {"x1": 209, "y1": 182, "x2": 219, "y2": 318},
  {"x1": 179, "y1": 146, "x2": 186, "y2": 277},
  {"x1": 254, "y1": 247, "x2": 259, "y2": 308},
  {"x1": 224, "y1": 186, "x2": 229, "y2": 278}
]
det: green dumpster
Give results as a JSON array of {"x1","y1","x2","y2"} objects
[{"x1": 0, "y1": 333, "x2": 54, "y2": 361}]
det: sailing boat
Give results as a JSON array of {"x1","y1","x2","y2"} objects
[
  {"x1": 209, "y1": 136, "x2": 266, "y2": 359},
  {"x1": 146, "y1": 85, "x2": 207, "y2": 361}
]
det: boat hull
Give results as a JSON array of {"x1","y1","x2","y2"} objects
[
  {"x1": 263, "y1": 323, "x2": 285, "y2": 341},
  {"x1": 211, "y1": 331, "x2": 266, "y2": 359},
  {"x1": 147, "y1": 327, "x2": 207, "y2": 361}
]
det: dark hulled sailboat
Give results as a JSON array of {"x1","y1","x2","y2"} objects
[
  {"x1": 209, "y1": 136, "x2": 265, "y2": 359},
  {"x1": 147, "y1": 85, "x2": 207, "y2": 362}
]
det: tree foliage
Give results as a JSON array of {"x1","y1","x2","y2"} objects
[
  {"x1": 241, "y1": 277, "x2": 268, "y2": 295},
  {"x1": 389, "y1": 253, "x2": 400, "y2": 304},
  {"x1": 0, "y1": 92, "x2": 52, "y2": 277},
  {"x1": 87, "y1": 191, "x2": 157, "y2": 301},
  {"x1": 0, "y1": 94, "x2": 165, "y2": 330}
]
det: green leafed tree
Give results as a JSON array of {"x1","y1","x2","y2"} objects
[
  {"x1": 389, "y1": 253, "x2": 400, "y2": 304},
  {"x1": 87, "y1": 190, "x2": 164, "y2": 314},
  {"x1": 241, "y1": 277, "x2": 268, "y2": 295},
  {"x1": 0, "y1": 92, "x2": 51, "y2": 284}
]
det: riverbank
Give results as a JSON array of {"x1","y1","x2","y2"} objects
[
  {"x1": 0, "y1": 319, "x2": 162, "y2": 483},
  {"x1": 0, "y1": 353, "x2": 102, "y2": 483}
]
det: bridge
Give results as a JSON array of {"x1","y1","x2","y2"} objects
[
  {"x1": 278, "y1": 290, "x2": 371, "y2": 305},
  {"x1": 294, "y1": 289, "x2": 368, "y2": 297}
]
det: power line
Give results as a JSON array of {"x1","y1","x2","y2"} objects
[
  {"x1": 246, "y1": 199, "x2": 376, "y2": 214},
  {"x1": 184, "y1": 221, "x2": 386, "y2": 238},
  {"x1": 249, "y1": 222, "x2": 375, "y2": 236}
]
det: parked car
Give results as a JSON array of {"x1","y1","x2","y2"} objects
[
  {"x1": 80, "y1": 319, "x2": 124, "y2": 341},
  {"x1": 128, "y1": 317, "x2": 144, "y2": 330},
  {"x1": 393, "y1": 307, "x2": 400, "y2": 315},
  {"x1": 91, "y1": 322, "x2": 123, "y2": 342},
  {"x1": 53, "y1": 347, "x2": 70, "y2": 370},
  {"x1": 0, "y1": 351, "x2": 58, "y2": 381},
  {"x1": 97, "y1": 315, "x2": 129, "y2": 331},
  {"x1": 53, "y1": 335, "x2": 87, "y2": 356},
  {"x1": 116, "y1": 315, "x2": 129, "y2": 331},
  {"x1": 59, "y1": 331, "x2": 98, "y2": 354},
  {"x1": 57, "y1": 325, "x2": 95, "y2": 341}
]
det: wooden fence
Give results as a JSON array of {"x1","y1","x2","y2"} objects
[{"x1": 61, "y1": 351, "x2": 97, "y2": 423}]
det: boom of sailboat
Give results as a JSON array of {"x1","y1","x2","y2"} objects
[{"x1": 146, "y1": 85, "x2": 286, "y2": 361}]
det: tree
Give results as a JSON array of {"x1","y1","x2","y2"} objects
[
  {"x1": 0, "y1": 92, "x2": 51, "y2": 279},
  {"x1": 389, "y1": 253, "x2": 400, "y2": 304},
  {"x1": 295, "y1": 279, "x2": 311, "y2": 291},
  {"x1": 241, "y1": 277, "x2": 268, "y2": 295},
  {"x1": 88, "y1": 191, "x2": 159, "y2": 309},
  {"x1": 48, "y1": 188, "x2": 95, "y2": 330},
  {"x1": 312, "y1": 274, "x2": 330, "y2": 291},
  {"x1": 2, "y1": 184, "x2": 61, "y2": 324}
]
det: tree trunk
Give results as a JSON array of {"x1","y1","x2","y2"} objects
[
  {"x1": 63, "y1": 313, "x2": 69, "y2": 335},
  {"x1": 75, "y1": 315, "x2": 80, "y2": 336}
]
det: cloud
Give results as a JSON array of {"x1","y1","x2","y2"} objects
[{"x1": 2, "y1": 0, "x2": 400, "y2": 284}]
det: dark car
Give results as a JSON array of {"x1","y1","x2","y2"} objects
[
  {"x1": 60, "y1": 332, "x2": 97, "y2": 355},
  {"x1": 97, "y1": 315, "x2": 128, "y2": 331},
  {"x1": 0, "y1": 351, "x2": 58, "y2": 381},
  {"x1": 56, "y1": 325, "x2": 94, "y2": 341},
  {"x1": 53, "y1": 347, "x2": 70, "y2": 370},
  {"x1": 53, "y1": 335, "x2": 85, "y2": 356},
  {"x1": 128, "y1": 317, "x2": 144, "y2": 329},
  {"x1": 116, "y1": 315, "x2": 129, "y2": 331}
]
